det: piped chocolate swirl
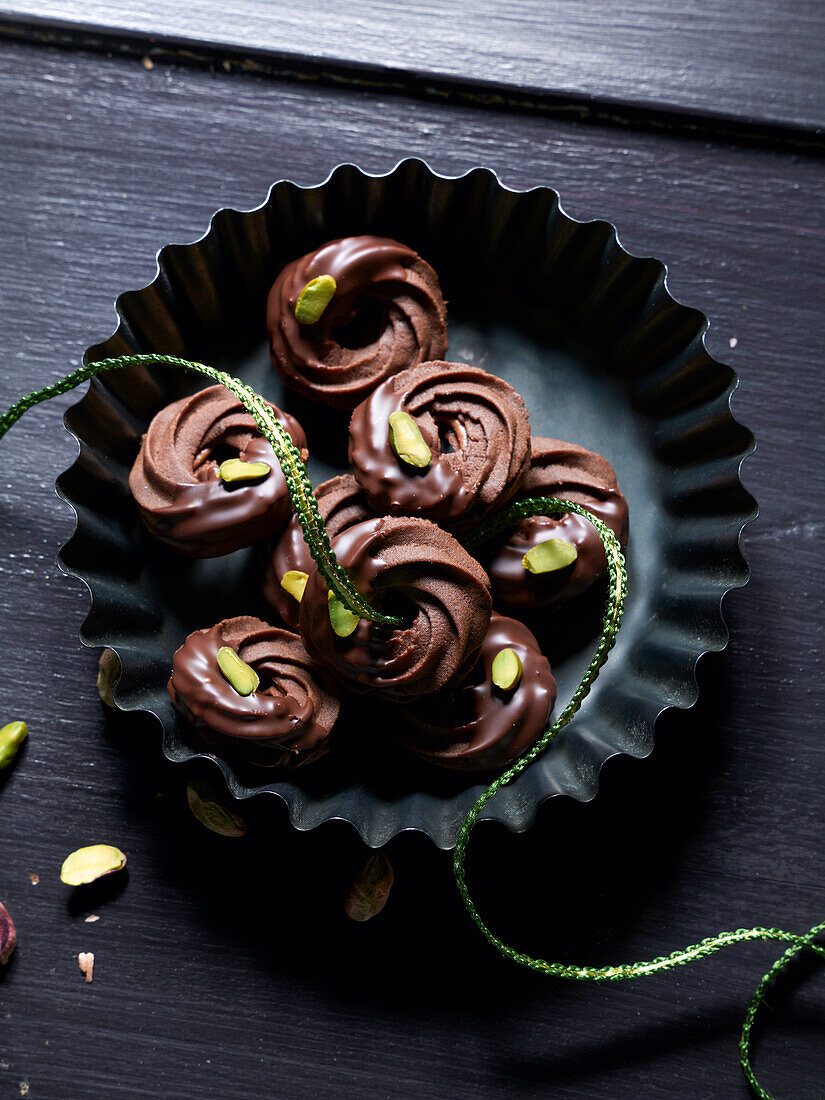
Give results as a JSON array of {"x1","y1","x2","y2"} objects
[
  {"x1": 487, "y1": 437, "x2": 629, "y2": 610},
  {"x1": 267, "y1": 236, "x2": 448, "y2": 410},
  {"x1": 299, "y1": 516, "x2": 492, "y2": 699},
  {"x1": 348, "y1": 361, "x2": 531, "y2": 531},
  {"x1": 395, "y1": 614, "x2": 557, "y2": 771},
  {"x1": 263, "y1": 474, "x2": 372, "y2": 630},
  {"x1": 129, "y1": 384, "x2": 308, "y2": 558},
  {"x1": 168, "y1": 616, "x2": 339, "y2": 767}
]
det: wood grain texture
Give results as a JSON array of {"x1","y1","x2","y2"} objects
[
  {"x1": 0, "y1": 40, "x2": 824, "y2": 1099},
  {"x1": 1, "y1": 0, "x2": 824, "y2": 133}
]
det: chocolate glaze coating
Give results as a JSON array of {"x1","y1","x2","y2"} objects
[
  {"x1": 299, "y1": 516, "x2": 492, "y2": 699},
  {"x1": 168, "y1": 616, "x2": 340, "y2": 767},
  {"x1": 267, "y1": 236, "x2": 448, "y2": 410},
  {"x1": 395, "y1": 614, "x2": 557, "y2": 771},
  {"x1": 348, "y1": 361, "x2": 531, "y2": 531},
  {"x1": 263, "y1": 474, "x2": 372, "y2": 630},
  {"x1": 487, "y1": 437, "x2": 629, "y2": 610},
  {"x1": 129, "y1": 385, "x2": 308, "y2": 558}
]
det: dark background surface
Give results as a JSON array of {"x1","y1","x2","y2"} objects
[
  {"x1": 0, "y1": 11, "x2": 824, "y2": 1099},
  {"x1": 2, "y1": 0, "x2": 825, "y2": 130}
]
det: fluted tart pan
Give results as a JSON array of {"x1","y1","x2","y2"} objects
[{"x1": 56, "y1": 159, "x2": 755, "y2": 849}]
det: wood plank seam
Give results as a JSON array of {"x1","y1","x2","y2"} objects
[{"x1": 1, "y1": 14, "x2": 824, "y2": 155}]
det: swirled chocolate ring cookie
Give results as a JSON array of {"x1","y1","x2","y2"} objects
[
  {"x1": 299, "y1": 516, "x2": 492, "y2": 699},
  {"x1": 169, "y1": 616, "x2": 340, "y2": 767},
  {"x1": 395, "y1": 614, "x2": 557, "y2": 771},
  {"x1": 263, "y1": 474, "x2": 372, "y2": 630},
  {"x1": 267, "y1": 235, "x2": 447, "y2": 409},
  {"x1": 487, "y1": 437, "x2": 629, "y2": 610},
  {"x1": 348, "y1": 361, "x2": 531, "y2": 530},
  {"x1": 129, "y1": 384, "x2": 307, "y2": 557}
]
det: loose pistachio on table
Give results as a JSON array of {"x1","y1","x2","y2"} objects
[
  {"x1": 0, "y1": 901, "x2": 17, "y2": 964},
  {"x1": 60, "y1": 844, "x2": 127, "y2": 887},
  {"x1": 0, "y1": 720, "x2": 27, "y2": 771},
  {"x1": 96, "y1": 648, "x2": 121, "y2": 708},
  {"x1": 78, "y1": 952, "x2": 94, "y2": 983},
  {"x1": 186, "y1": 779, "x2": 247, "y2": 838},
  {"x1": 344, "y1": 851, "x2": 394, "y2": 922}
]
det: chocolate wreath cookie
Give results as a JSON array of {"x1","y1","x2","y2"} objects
[
  {"x1": 263, "y1": 474, "x2": 372, "y2": 630},
  {"x1": 267, "y1": 236, "x2": 448, "y2": 410},
  {"x1": 299, "y1": 516, "x2": 492, "y2": 699},
  {"x1": 395, "y1": 614, "x2": 557, "y2": 771},
  {"x1": 487, "y1": 437, "x2": 629, "y2": 610},
  {"x1": 348, "y1": 361, "x2": 531, "y2": 531},
  {"x1": 169, "y1": 616, "x2": 340, "y2": 767},
  {"x1": 129, "y1": 384, "x2": 307, "y2": 557}
]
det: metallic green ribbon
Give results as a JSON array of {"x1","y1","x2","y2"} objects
[{"x1": 1, "y1": 354, "x2": 822, "y2": 1099}]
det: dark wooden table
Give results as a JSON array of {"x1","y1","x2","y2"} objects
[{"x1": 0, "y1": 7, "x2": 823, "y2": 1098}]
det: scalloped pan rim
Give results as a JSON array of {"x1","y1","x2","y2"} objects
[{"x1": 54, "y1": 157, "x2": 757, "y2": 850}]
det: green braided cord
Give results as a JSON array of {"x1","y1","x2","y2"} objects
[
  {"x1": 0, "y1": 354, "x2": 401, "y2": 626},
  {"x1": 457, "y1": 497, "x2": 825, "y2": 1097},
  {"x1": 739, "y1": 919, "x2": 825, "y2": 1099},
  {"x1": 2, "y1": 360, "x2": 823, "y2": 1096}
]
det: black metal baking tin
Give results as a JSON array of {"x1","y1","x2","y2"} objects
[{"x1": 56, "y1": 159, "x2": 756, "y2": 849}]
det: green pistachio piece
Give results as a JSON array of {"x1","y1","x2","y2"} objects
[
  {"x1": 491, "y1": 648, "x2": 523, "y2": 692},
  {"x1": 388, "y1": 411, "x2": 432, "y2": 469},
  {"x1": 216, "y1": 646, "x2": 260, "y2": 696},
  {"x1": 186, "y1": 779, "x2": 247, "y2": 837},
  {"x1": 522, "y1": 538, "x2": 578, "y2": 574},
  {"x1": 344, "y1": 852, "x2": 394, "y2": 922},
  {"x1": 217, "y1": 458, "x2": 271, "y2": 484},
  {"x1": 0, "y1": 901, "x2": 17, "y2": 965},
  {"x1": 60, "y1": 844, "x2": 127, "y2": 886},
  {"x1": 328, "y1": 591, "x2": 360, "y2": 637},
  {"x1": 96, "y1": 648, "x2": 121, "y2": 708},
  {"x1": 280, "y1": 569, "x2": 309, "y2": 603},
  {"x1": 294, "y1": 275, "x2": 337, "y2": 324},
  {"x1": 0, "y1": 721, "x2": 27, "y2": 771}
]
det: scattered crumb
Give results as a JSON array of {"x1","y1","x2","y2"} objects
[
  {"x1": 222, "y1": 59, "x2": 232, "y2": 72},
  {"x1": 19, "y1": 1084, "x2": 29, "y2": 1097},
  {"x1": 84, "y1": 915, "x2": 99, "y2": 924},
  {"x1": 729, "y1": 337, "x2": 738, "y2": 348},
  {"x1": 78, "y1": 952, "x2": 94, "y2": 983},
  {"x1": 142, "y1": 56, "x2": 154, "y2": 70},
  {"x1": 29, "y1": 874, "x2": 39, "y2": 886}
]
